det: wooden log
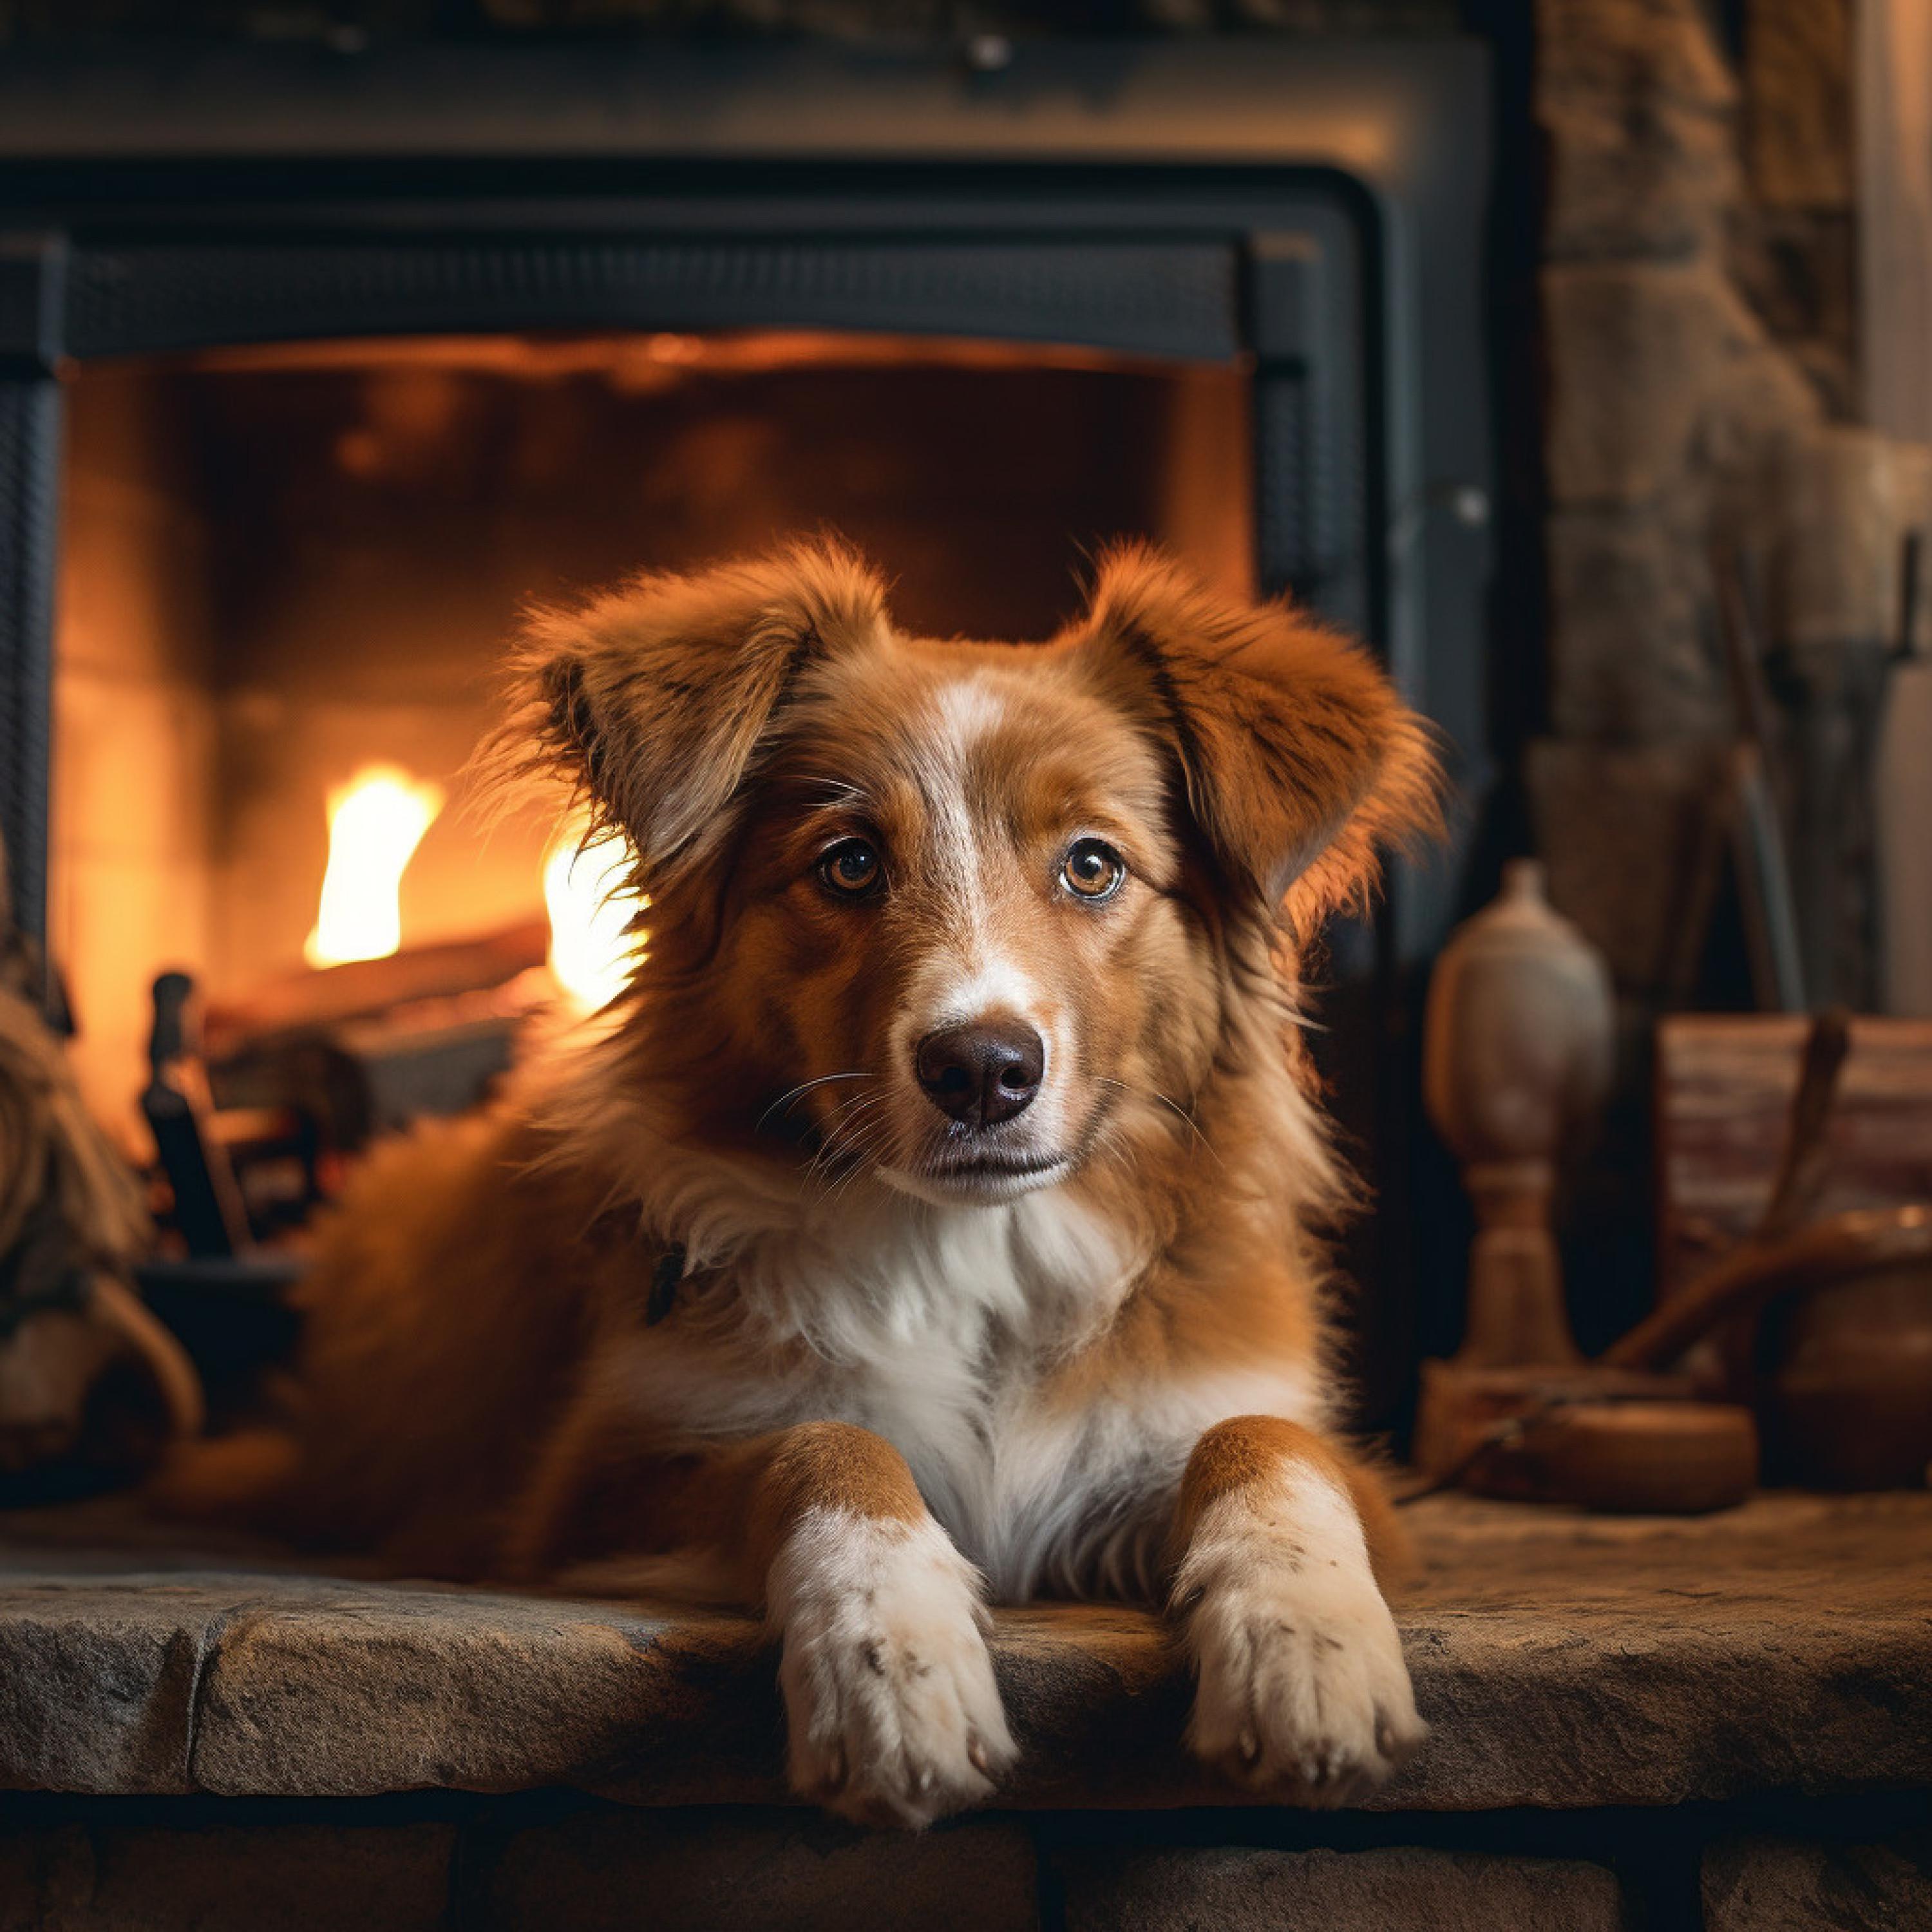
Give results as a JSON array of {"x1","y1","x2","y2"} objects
[{"x1": 202, "y1": 920, "x2": 549, "y2": 1054}]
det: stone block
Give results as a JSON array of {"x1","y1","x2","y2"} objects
[
  {"x1": 0, "y1": 1820, "x2": 454, "y2": 1932},
  {"x1": 0, "y1": 1577, "x2": 220, "y2": 1795},
  {"x1": 1544, "y1": 255, "x2": 1820, "y2": 526},
  {"x1": 1744, "y1": 0, "x2": 1852, "y2": 212},
  {"x1": 1537, "y1": 0, "x2": 1736, "y2": 118},
  {"x1": 1544, "y1": 90, "x2": 1736, "y2": 262},
  {"x1": 1056, "y1": 1845, "x2": 1622, "y2": 1932},
  {"x1": 1535, "y1": 0, "x2": 1745, "y2": 258},
  {"x1": 1545, "y1": 507, "x2": 1727, "y2": 741},
  {"x1": 1725, "y1": 209, "x2": 1856, "y2": 419},
  {"x1": 185, "y1": 1580, "x2": 784, "y2": 1802},
  {"x1": 1703, "y1": 1831, "x2": 1932, "y2": 1932},
  {"x1": 4, "y1": 1492, "x2": 1930, "y2": 1814},
  {"x1": 1544, "y1": 260, "x2": 1770, "y2": 508},
  {"x1": 471, "y1": 1806, "x2": 1039, "y2": 1932}
]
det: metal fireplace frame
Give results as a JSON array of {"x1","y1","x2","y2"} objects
[{"x1": 0, "y1": 37, "x2": 1491, "y2": 1417}]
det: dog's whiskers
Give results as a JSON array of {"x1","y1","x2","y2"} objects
[
  {"x1": 809, "y1": 1101, "x2": 895, "y2": 1208},
  {"x1": 1092, "y1": 1075, "x2": 1224, "y2": 1170},
  {"x1": 810, "y1": 1090, "x2": 887, "y2": 1161},
  {"x1": 804, "y1": 1090, "x2": 885, "y2": 1175},
  {"x1": 757, "y1": 1072, "x2": 875, "y2": 1135}
]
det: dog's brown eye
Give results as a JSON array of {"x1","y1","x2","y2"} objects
[
  {"x1": 1061, "y1": 837, "x2": 1127, "y2": 902},
  {"x1": 819, "y1": 838, "x2": 883, "y2": 898}
]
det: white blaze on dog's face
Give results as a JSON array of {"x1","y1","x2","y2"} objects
[
  {"x1": 720, "y1": 639, "x2": 1209, "y2": 1204},
  {"x1": 509, "y1": 541, "x2": 1428, "y2": 1206}
]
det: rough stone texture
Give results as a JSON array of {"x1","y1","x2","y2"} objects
[
  {"x1": 1732, "y1": 0, "x2": 1856, "y2": 421},
  {"x1": 1542, "y1": 509, "x2": 1727, "y2": 741},
  {"x1": 1530, "y1": 0, "x2": 1853, "y2": 778},
  {"x1": 0, "y1": 1820, "x2": 455, "y2": 1932},
  {"x1": 1539, "y1": 0, "x2": 1853, "y2": 415},
  {"x1": 1531, "y1": 0, "x2": 1835, "y2": 744},
  {"x1": 1529, "y1": 0, "x2": 1841, "y2": 1059},
  {"x1": 1539, "y1": 0, "x2": 1738, "y2": 263},
  {"x1": 1543, "y1": 259, "x2": 1813, "y2": 515},
  {"x1": 0, "y1": 1492, "x2": 1926, "y2": 1812},
  {"x1": 1526, "y1": 738, "x2": 1729, "y2": 989},
  {"x1": 1056, "y1": 1845, "x2": 1623, "y2": 1932},
  {"x1": 475, "y1": 1808, "x2": 1039, "y2": 1931},
  {"x1": 1703, "y1": 1830, "x2": 1932, "y2": 1932},
  {"x1": 1537, "y1": 0, "x2": 1736, "y2": 117},
  {"x1": 1545, "y1": 86, "x2": 1737, "y2": 266},
  {"x1": 188, "y1": 1578, "x2": 786, "y2": 1802},
  {"x1": 1727, "y1": 209, "x2": 1858, "y2": 422},
  {"x1": 1743, "y1": 0, "x2": 1851, "y2": 213},
  {"x1": 1543, "y1": 261, "x2": 1729, "y2": 509}
]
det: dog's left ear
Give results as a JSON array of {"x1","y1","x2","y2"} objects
[{"x1": 1077, "y1": 547, "x2": 1439, "y2": 927}]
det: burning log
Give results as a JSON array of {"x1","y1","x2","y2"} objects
[
  {"x1": 203, "y1": 920, "x2": 550, "y2": 1054},
  {"x1": 142, "y1": 765, "x2": 638, "y2": 1249},
  {"x1": 195, "y1": 921, "x2": 553, "y2": 1184}
]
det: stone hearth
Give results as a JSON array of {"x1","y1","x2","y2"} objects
[{"x1": 0, "y1": 1492, "x2": 1926, "y2": 1928}]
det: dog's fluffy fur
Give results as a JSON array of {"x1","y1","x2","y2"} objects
[{"x1": 166, "y1": 541, "x2": 1439, "y2": 1826}]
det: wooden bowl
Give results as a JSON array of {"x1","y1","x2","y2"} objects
[{"x1": 1414, "y1": 1361, "x2": 1759, "y2": 1513}]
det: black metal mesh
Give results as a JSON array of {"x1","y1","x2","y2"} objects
[
  {"x1": 0, "y1": 377, "x2": 55, "y2": 947},
  {"x1": 1254, "y1": 373, "x2": 1311, "y2": 600},
  {"x1": 64, "y1": 238, "x2": 1241, "y2": 363}
]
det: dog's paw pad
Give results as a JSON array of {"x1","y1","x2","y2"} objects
[
  {"x1": 775, "y1": 1513, "x2": 1018, "y2": 1829},
  {"x1": 1184, "y1": 1569, "x2": 1426, "y2": 1806}
]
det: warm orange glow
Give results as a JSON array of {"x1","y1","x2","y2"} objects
[
  {"x1": 304, "y1": 765, "x2": 445, "y2": 968},
  {"x1": 544, "y1": 820, "x2": 645, "y2": 1014}
]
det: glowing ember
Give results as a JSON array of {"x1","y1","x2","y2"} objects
[
  {"x1": 304, "y1": 765, "x2": 445, "y2": 969},
  {"x1": 544, "y1": 820, "x2": 643, "y2": 1013}
]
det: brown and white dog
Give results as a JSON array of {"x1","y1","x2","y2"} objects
[{"x1": 176, "y1": 540, "x2": 1439, "y2": 1826}]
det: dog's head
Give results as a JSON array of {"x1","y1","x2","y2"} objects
[{"x1": 505, "y1": 541, "x2": 1435, "y2": 1206}]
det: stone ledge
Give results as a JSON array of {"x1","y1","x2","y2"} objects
[{"x1": 0, "y1": 1493, "x2": 1926, "y2": 1812}]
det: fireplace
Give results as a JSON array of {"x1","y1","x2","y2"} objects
[
  {"x1": 54, "y1": 331, "x2": 1260, "y2": 1132},
  {"x1": 0, "y1": 37, "x2": 1493, "y2": 1425}
]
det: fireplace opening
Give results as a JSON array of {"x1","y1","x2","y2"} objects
[{"x1": 52, "y1": 329, "x2": 1254, "y2": 1256}]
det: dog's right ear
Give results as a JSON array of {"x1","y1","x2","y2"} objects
[{"x1": 492, "y1": 542, "x2": 889, "y2": 878}]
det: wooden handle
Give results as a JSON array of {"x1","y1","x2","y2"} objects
[{"x1": 1602, "y1": 1204, "x2": 1932, "y2": 1372}]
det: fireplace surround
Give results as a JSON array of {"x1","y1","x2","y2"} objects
[{"x1": 0, "y1": 36, "x2": 1492, "y2": 1419}]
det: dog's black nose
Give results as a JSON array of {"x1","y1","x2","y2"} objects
[{"x1": 916, "y1": 1021, "x2": 1045, "y2": 1127}]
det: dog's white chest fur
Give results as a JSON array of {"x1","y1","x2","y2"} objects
[{"x1": 613, "y1": 1182, "x2": 1322, "y2": 1601}]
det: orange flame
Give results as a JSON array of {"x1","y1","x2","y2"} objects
[
  {"x1": 544, "y1": 819, "x2": 645, "y2": 1014},
  {"x1": 303, "y1": 764, "x2": 444, "y2": 969}
]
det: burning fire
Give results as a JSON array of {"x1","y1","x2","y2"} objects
[
  {"x1": 544, "y1": 820, "x2": 643, "y2": 1013},
  {"x1": 304, "y1": 765, "x2": 446, "y2": 969},
  {"x1": 301, "y1": 766, "x2": 637, "y2": 1012}
]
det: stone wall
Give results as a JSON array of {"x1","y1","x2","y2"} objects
[
  {"x1": 1738, "y1": 0, "x2": 1858, "y2": 420},
  {"x1": 1535, "y1": 0, "x2": 1838, "y2": 763},
  {"x1": 1527, "y1": 0, "x2": 1872, "y2": 1333},
  {"x1": 1528, "y1": 0, "x2": 1904, "y2": 993},
  {"x1": 3, "y1": 1806, "x2": 1926, "y2": 1931}
]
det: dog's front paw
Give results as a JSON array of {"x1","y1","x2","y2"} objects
[
  {"x1": 771, "y1": 1510, "x2": 1018, "y2": 1829},
  {"x1": 1182, "y1": 1558, "x2": 1427, "y2": 1807}
]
